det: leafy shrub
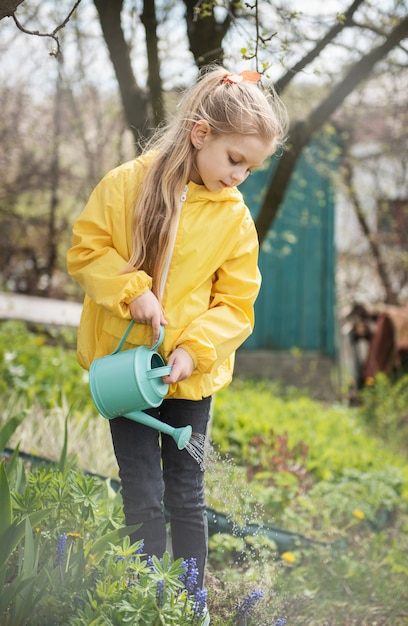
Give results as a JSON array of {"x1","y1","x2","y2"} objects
[
  {"x1": 211, "y1": 379, "x2": 408, "y2": 493},
  {"x1": 0, "y1": 320, "x2": 91, "y2": 411},
  {"x1": 1, "y1": 457, "x2": 212, "y2": 626},
  {"x1": 358, "y1": 372, "x2": 408, "y2": 450}
]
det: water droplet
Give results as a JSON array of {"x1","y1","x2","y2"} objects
[{"x1": 184, "y1": 432, "x2": 207, "y2": 470}]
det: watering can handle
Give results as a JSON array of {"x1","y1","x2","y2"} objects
[
  {"x1": 112, "y1": 320, "x2": 134, "y2": 354},
  {"x1": 151, "y1": 325, "x2": 166, "y2": 351},
  {"x1": 111, "y1": 320, "x2": 166, "y2": 355},
  {"x1": 146, "y1": 365, "x2": 172, "y2": 379}
]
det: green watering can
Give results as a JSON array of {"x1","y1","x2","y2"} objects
[{"x1": 89, "y1": 320, "x2": 193, "y2": 450}]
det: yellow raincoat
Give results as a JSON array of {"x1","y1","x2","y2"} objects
[{"x1": 67, "y1": 155, "x2": 261, "y2": 400}]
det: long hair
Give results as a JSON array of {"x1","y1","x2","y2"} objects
[{"x1": 124, "y1": 65, "x2": 288, "y2": 296}]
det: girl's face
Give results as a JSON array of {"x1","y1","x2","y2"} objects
[{"x1": 189, "y1": 121, "x2": 274, "y2": 191}]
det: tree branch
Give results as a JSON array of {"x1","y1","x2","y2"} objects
[
  {"x1": 343, "y1": 159, "x2": 399, "y2": 304},
  {"x1": 255, "y1": 14, "x2": 408, "y2": 243},
  {"x1": 11, "y1": 0, "x2": 82, "y2": 58},
  {"x1": 275, "y1": 0, "x2": 365, "y2": 93}
]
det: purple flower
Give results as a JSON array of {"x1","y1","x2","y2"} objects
[
  {"x1": 146, "y1": 556, "x2": 154, "y2": 571},
  {"x1": 193, "y1": 587, "x2": 208, "y2": 617},
  {"x1": 236, "y1": 589, "x2": 264, "y2": 616},
  {"x1": 156, "y1": 578, "x2": 165, "y2": 606},
  {"x1": 274, "y1": 619, "x2": 287, "y2": 626},
  {"x1": 56, "y1": 533, "x2": 67, "y2": 567},
  {"x1": 180, "y1": 557, "x2": 199, "y2": 594}
]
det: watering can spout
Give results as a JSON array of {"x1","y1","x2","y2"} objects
[
  {"x1": 172, "y1": 424, "x2": 193, "y2": 450},
  {"x1": 124, "y1": 411, "x2": 192, "y2": 451}
]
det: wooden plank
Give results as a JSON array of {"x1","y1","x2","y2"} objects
[{"x1": 0, "y1": 293, "x2": 82, "y2": 327}]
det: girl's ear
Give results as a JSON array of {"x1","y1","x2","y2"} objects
[{"x1": 190, "y1": 120, "x2": 211, "y2": 148}]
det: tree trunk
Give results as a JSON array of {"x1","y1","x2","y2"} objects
[
  {"x1": 256, "y1": 15, "x2": 408, "y2": 244},
  {"x1": 93, "y1": 0, "x2": 150, "y2": 141},
  {"x1": 141, "y1": 0, "x2": 164, "y2": 127},
  {"x1": 0, "y1": 0, "x2": 24, "y2": 20},
  {"x1": 46, "y1": 59, "x2": 63, "y2": 295},
  {"x1": 343, "y1": 159, "x2": 400, "y2": 305},
  {"x1": 182, "y1": 0, "x2": 234, "y2": 67}
]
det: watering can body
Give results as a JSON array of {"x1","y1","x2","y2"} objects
[
  {"x1": 89, "y1": 322, "x2": 193, "y2": 451},
  {"x1": 89, "y1": 322, "x2": 172, "y2": 420}
]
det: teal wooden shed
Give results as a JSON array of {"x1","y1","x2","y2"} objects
[{"x1": 241, "y1": 136, "x2": 337, "y2": 357}]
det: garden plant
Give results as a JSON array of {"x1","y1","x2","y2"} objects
[{"x1": 1, "y1": 320, "x2": 408, "y2": 625}]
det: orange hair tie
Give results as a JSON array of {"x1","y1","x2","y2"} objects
[{"x1": 222, "y1": 70, "x2": 262, "y2": 84}]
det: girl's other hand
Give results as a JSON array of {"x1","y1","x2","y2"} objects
[
  {"x1": 162, "y1": 347, "x2": 194, "y2": 383},
  {"x1": 129, "y1": 290, "x2": 167, "y2": 344}
]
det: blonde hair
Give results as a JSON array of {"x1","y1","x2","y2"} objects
[{"x1": 125, "y1": 65, "x2": 288, "y2": 296}]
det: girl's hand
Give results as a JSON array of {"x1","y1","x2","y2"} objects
[
  {"x1": 129, "y1": 290, "x2": 167, "y2": 344},
  {"x1": 162, "y1": 347, "x2": 194, "y2": 384}
]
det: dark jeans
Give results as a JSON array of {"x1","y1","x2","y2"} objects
[{"x1": 109, "y1": 396, "x2": 211, "y2": 588}]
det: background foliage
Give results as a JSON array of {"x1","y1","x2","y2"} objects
[{"x1": 0, "y1": 0, "x2": 407, "y2": 304}]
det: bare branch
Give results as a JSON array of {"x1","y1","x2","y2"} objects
[
  {"x1": 244, "y1": 0, "x2": 277, "y2": 72},
  {"x1": 255, "y1": 14, "x2": 408, "y2": 243},
  {"x1": 343, "y1": 159, "x2": 399, "y2": 305},
  {"x1": 275, "y1": 0, "x2": 365, "y2": 93},
  {"x1": 11, "y1": 0, "x2": 82, "y2": 58}
]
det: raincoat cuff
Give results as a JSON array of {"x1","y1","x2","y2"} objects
[
  {"x1": 120, "y1": 271, "x2": 153, "y2": 315},
  {"x1": 176, "y1": 343, "x2": 199, "y2": 369}
]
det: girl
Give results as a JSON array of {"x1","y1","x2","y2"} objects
[{"x1": 67, "y1": 65, "x2": 288, "y2": 590}]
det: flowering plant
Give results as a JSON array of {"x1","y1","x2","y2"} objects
[{"x1": 69, "y1": 547, "x2": 209, "y2": 625}]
